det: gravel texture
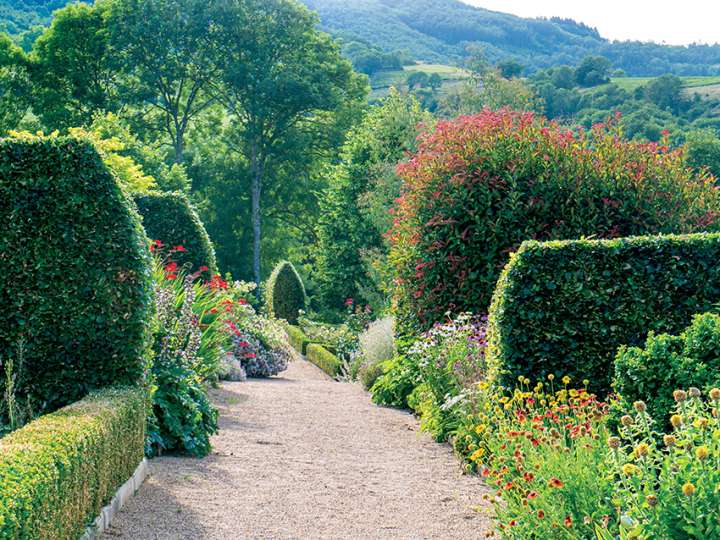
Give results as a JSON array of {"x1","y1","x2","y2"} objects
[{"x1": 105, "y1": 358, "x2": 492, "y2": 539}]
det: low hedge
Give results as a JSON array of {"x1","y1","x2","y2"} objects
[
  {"x1": 0, "y1": 137, "x2": 154, "y2": 416},
  {"x1": 306, "y1": 344, "x2": 342, "y2": 378},
  {"x1": 286, "y1": 324, "x2": 309, "y2": 354},
  {"x1": 135, "y1": 191, "x2": 217, "y2": 273},
  {"x1": 0, "y1": 387, "x2": 145, "y2": 538},
  {"x1": 487, "y1": 233, "x2": 720, "y2": 393}
]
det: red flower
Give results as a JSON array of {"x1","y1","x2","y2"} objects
[
  {"x1": 172, "y1": 245, "x2": 187, "y2": 252},
  {"x1": 150, "y1": 239, "x2": 163, "y2": 252},
  {"x1": 166, "y1": 273, "x2": 177, "y2": 280},
  {"x1": 536, "y1": 510, "x2": 545, "y2": 519},
  {"x1": 564, "y1": 516, "x2": 573, "y2": 527},
  {"x1": 237, "y1": 299, "x2": 248, "y2": 305},
  {"x1": 345, "y1": 298, "x2": 354, "y2": 306},
  {"x1": 527, "y1": 491, "x2": 538, "y2": 500},
  {"x1": 165, "y1": 262, "x2": 178, "y2": 273},
  {"x1": 238, "y1": 341, "x2": 249, "y2": 348},
  {"x1": 199, "y1": 266, "x2": 210, "y2": 272},
  {"x1": 245, "y1": 353, "x2": 257, "y2": 359},
  {"x1": 548, "y1": 478, "x2": 564, "y2": 489}
]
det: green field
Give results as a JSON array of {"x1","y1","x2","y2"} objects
[
  {"x1": 370, "y1": 63, "x2": 469, "y2": 92},
  {"x1": 610, "y1": 76, "x2": 720, "y2": 92}
]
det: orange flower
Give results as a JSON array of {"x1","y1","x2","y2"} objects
[
  {"x1": 527, "y1": 491, "x2": 538, "y2": 500},
  {"x1": 537, "y1": 510, "x2": 545, "y2": 519},
  {"x1": 548, "y1": 478, "x2": 564, "y2": 489},
  {"x1": 564, "y1": 516, "x2": 573, "y2": 527}
]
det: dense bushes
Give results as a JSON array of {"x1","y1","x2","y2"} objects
[
  {"x1": 306, "y1": 344, "x2": 342, "y2": 377},
  {"x1": 0, "y1": 137, "x2": 154, "y2": 418},
  {"x1": 286, "y1": 324, "x2": 309, "y2": 354},
  {"x1": 265, "y1": 261, "x2": 306, "y2": 324},
  {"x1": 135, "y1": 191, "x2": 217, "y2": 273},
  {"x1": 389, "y1": 110, "x2": 720, "y2": 330},
  {"x1": 614, "y1": 312, "x2": 720, "y2": 427},
  {"x1": 0, "y1": 387, "x2": 145, "y2": 538},
  {"x1": 487, "y1": 233, "x2": 720, "y2": 393}
]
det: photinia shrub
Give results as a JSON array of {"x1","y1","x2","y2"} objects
[
  {"x1": 135, "y1": 191, "x2": 217, "y2": 274},
  {"x1": 389, "y1": 109, "x2": 720, "y2": 331},
  {"x1": 0, "y1": 137, "x2": 154, "y2": 417}
]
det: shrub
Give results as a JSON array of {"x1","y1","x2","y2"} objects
[
  {"x1": 265, "y1": 261, "x2": 307, "y2": 324},
  {"x1": 370, "y1": 354, "x2": 421, "y2": 409},
  {"x1": 286, "y1": 324, "x2": 309, "y2": 354},
  {"x1": 389, "y1": 110, "x2": 720, "y2": 331},
  {"x1": 135, "y1": 191, "x2": 217, "y2": 274},
  {"x1": 0, "y1": 387, "x2": 145, "y2": 538},
  {"x1": 230, "y1": 332, "x2": 289, "y2": 378},
  {"x1": 614, "y1": 312, "x2": 720, "y2": 428},
  {"x1": 298, "y1": 315, "x2": 358, "y2": 361},
  {"x1": 0, "y1": 137, "x2": 154, "y2": 417},
  {"x1": 306, "y1": 344, "x2": 342, "y2": 377},
  {"x1": 487, "y1": 233, "x2": 720, "y2": 394}
]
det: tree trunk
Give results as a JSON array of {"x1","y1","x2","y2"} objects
[{"x1": 250, "y1": 141, "x2": 264, "y2": 299}]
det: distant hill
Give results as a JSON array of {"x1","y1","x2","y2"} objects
[
  {"x1": 3, "y1": 0, "x2": 720, "y2": 77},
  {"x1": 300, "y1": 0, "x2": 720, "y2": 76}
]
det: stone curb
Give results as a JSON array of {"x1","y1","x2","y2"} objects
[{"x1": 79, "y1": 458, "x2": 150, "y2": 540}]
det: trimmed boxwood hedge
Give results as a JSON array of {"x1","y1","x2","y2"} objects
[
  {"x1": 265, "y1": 261, "x2": 307, "y2": 324},
  {"x1": 306, "y1": 344, "x2": 342, "y2": 378},
  {"x1": 0, "y1": 387, "x2": 145, "y2": 538},
  {"x1": 286, "y1": 324, "x2": 309, "y2": 354},
  {"x1": 487, "y1": 233, "x2": 720, "y2": 393},
  {"x1": 135, "y1": 191, "x2": 217, "y2": 273},
  {"x1": 0, "y1": 137, "x2": 154, "y2": 416}
]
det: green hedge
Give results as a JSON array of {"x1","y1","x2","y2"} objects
[
  {"x1": 0, "y1": 387, "x2": 145, "y2": 538},
  {"x1": 286, "y1": 324, "x2": 309, "y2": 354},
  {"x1": 0, "y1": 137, "x2": 154, "y2": 416},
  {"x1": 306, "y1": 344, "x2": 342, "y2": 378},
  {"x1": 265, "y1": 261, "x2": 306, "y2": 324},
  {"x1": 135, "y1": 191, "x2": 217, "y2": 273},
  {"x1": 487, "y1": 233, "x2": 720, "y2": 393}
]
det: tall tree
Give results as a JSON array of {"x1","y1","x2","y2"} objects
[
  {"x1": 108, "y1": 0, "x2": 217, "y2": 163},
  {"x1": 0, "y1": 33, "x2": 31, "y2": 133},
  {"x1": 209, "y1": 0, "x2": 366, "y2": 290},
  {"x1": 30, "y1": 2, "x2": 119, "y2": 130}
]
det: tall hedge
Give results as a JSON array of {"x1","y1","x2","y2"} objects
[
  {"x1": 265, "y1": 261, "x2": 306, "y2": 324},
  {"x1": 487, "y1": 233, "x2": 720, "y2": 393},
  {"x1": 135, "y1": 191, "x2": 217, "y2": 273},
  {"x1": 0, "y1": 137, "x2": 154, "y2": 416},
  {"x1": 0, "y1": 387, "x2": 145, "y2": 538},
  {"x1": 389, "y1": 110, "x2": 720, "y2": 331}
]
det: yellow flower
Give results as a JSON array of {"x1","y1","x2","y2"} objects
[
  {"x1": 475, "y1": 424, "x2": 487, "y2": 435},
  {"x1": 670, "y1": 414, "x2": 683, "y2": 428},
  {"x1": 696, "y1": 446, "x2": 710, "y2": 460},
  {"x1": 622, "y1": 464, "x2": 641, "y2": 476},
  {"x1": 710, "y1": 388, "x2": 720, "y2": 401},
  {"x1": 562, "y1": 376, "x2": 571, "y2": 385},
  {"x1": 682, "y1": 482, "x2": 696, "y2": 497},
  {"x1": 548, "y1": 374, "x2": 555, "y2": 381},
  {"x1": 470, "y1": 448, "x2": 485, "y2": 461},
  {"x1": 633, "y1": 443, "x2": 650, "y2": 458}
]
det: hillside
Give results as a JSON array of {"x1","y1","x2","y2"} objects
[
  {"x1": 4, "y1": 0, "x2": 720, "y2": 77},
  {"x1": 300, "y1": 0, "x2": 720, "y2": 76}
]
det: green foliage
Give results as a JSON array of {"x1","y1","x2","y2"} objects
[
  {"x1": 614, "y1": 312, "x2": 720, "y2": 428},
  {"x1": 487, "y1": 234, "x2": 720, "y2": 394},
  {"x1": 390, "y1": 110, "x2": 720, "y2": 332},
  {"x1": 265, "y1": 261, "x2": 307, "y2": 324},
  {"x1": 0, "y1": 34, "x2": 31, "y2": 134},
  {"x1": 370, "y1": 354, "x2": 420, "y2": 409},
  {"x1": 0, "y1": 137, "x2": 154, "y2": 418},
  {"x1": 686, "y1": 129, "x2": 720, "y2": 178},
  {"x1": 135, "y1": 192, "x2": 217, "y2": 273},
  {"x1": 285, "y1": 324, "x2": 309, "y2": 354},
  {"x1": 305, "y1": 343, "x2": 342, "y2": 377},
  {"x1": 315, "y1": 90, "x2": 430, "y2": 310},
  {"x1": 0, "y1": 387, "x2": 145, "y2": 538}
]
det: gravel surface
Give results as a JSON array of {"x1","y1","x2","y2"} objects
[{"x1": 105, "y1": 358, "x2": 493, "y2": 539}]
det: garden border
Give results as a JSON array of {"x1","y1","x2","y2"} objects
[{"x1": 80, "y1": 458, "x2": 149, "y2": 540}]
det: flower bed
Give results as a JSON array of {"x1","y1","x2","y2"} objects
[{"x1": 0, "y1": 387, "x2": 145, "y2": 537}]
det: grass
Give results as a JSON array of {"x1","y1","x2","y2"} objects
[
  {"x1": 370, "y1": 62, "x2": 469, "y2": 91},
  {"x1": 609, "y1": 76, "x2": 720, "y2": 92}
]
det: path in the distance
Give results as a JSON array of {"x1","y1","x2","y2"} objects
[{"x1": 106, "y1": 359, "x2": 492, "y2": 539}]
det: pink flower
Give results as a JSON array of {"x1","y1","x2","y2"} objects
[{"x1": 345, "y1": 298, "x2": 354, "y2": 306}]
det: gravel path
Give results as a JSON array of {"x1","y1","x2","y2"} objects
[{"x1": 105, "y1": 358, "x2": 493, "y2": 539}]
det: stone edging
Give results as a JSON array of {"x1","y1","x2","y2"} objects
[{"x1": 80, "y1": 458, "x2": 150, "y2": 540}]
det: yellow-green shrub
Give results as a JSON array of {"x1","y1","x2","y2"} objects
[
  {"x1": 0, "y1": 387, "x2": 145, "y2": 538},
  {"x1": 306, "y1": 344, "x2": 342, "y2": 377}
]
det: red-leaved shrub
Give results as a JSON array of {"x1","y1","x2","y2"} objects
[{"x1": 389, "y1": 109, "x2": 720, "y2": 331}]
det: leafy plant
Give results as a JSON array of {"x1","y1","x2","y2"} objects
[{"x1": 265, "y1": 261, "x2": 307, "y2": 324}]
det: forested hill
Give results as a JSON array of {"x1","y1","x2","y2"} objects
[
  {"x1": 3, "y1": 0, "x2": 720, "y2": 76},
  {"x1": 299, "y1": 0, "x2": 720, "y2": 76}
]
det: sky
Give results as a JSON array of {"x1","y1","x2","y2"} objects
[{"x1": 463, "y1": 0, "x2": 720, "y2": 45}]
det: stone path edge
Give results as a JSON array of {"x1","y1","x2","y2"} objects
[{"x1": 80, "y1": 458, "x2": 150, "y2": 540}]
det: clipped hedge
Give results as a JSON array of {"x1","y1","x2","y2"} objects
[
  {"x1": 135, "y1": 191, "x2": 217, "y2": 273},
  {"x1": 0, "y1": 387, "x2": 145, "y2": 538},
  {"x1": 306, "y1": 344, "x2": 342, "y2": 378},
  {"x1": 286, "y1": 324, "x2": 309, "y2": 354},
  {"x1": 0, "y1": 137, "x2": 154, "y2": 416},
  {"x1": 487, "y1": 233, "x2": 720, "y2": 393},
  {"x1": 265, "y1": 261, "x2": 306, "y2": 324}
]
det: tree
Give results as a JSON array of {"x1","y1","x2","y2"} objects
[
  {"x1": 575, "y1": 56, "x2": 611, "y2": 87},
  {"x1": 108, "y1": 0, "x2": 218, "y2": 163},
  {"x1": 686, "y1": 129, "x2": 720, "y2": 179},
  {"x1": 208, "y1": 0, "x2": 367, "y2": 290},
  {"x1": 406, "y1": 71, "x2": 429, "y2": 90},
  {"x1": 0, "y1": 33, "x2": 31, "y2": 133},
  {"x1": 497, "y1": 59, "x2": 523, "y2": 79},
  {"x1": 643, "y1": 74, "x2": 685, "y2": 113},
  {"x1": 30, "y1": 2, "x2": 119, "y2": 130}
]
